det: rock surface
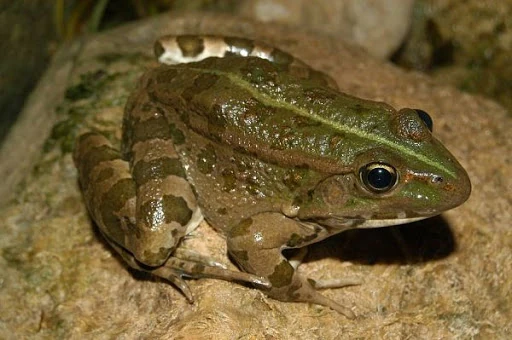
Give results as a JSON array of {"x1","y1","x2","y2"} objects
[
  {"x1": 239, "y1": 0, "x2": 414, "y2": 58},
  {"x1": 0, "y1": 12, "x2": 510, "y2": 339}
]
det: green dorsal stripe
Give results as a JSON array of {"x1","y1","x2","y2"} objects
[{"x1": 187, "y1": 66, "x2": 455, "y2": 178}]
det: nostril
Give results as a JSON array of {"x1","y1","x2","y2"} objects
[{"x1": 431, "y1": 176, "x2": 444, "y2": 184}]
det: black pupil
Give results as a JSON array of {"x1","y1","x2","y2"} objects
[
  {"x1": 414, "y1": 109, "x2": 433, "y2": 132},
  {"x1": 367, "y1": 167, "x2": 393, "y2": 189}
]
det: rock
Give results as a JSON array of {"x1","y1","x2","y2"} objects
[
  {"x1": 238, "y1": 0, "x2": 415, "y2": 58},
  {"x1": 0, "y1": 12, "x2": 510, "y2": 339}
]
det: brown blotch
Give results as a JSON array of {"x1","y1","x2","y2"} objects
[
  {"x1": 99, "y1": 178, "x2": 136, "y2": 240},
  {"x1": 224, "y1": 37, "x2": 254, "y2": 57},
  {"x1": 79, "y1": 145, "x2": 122, "y2": 186},
  {"x1": 391, "y1": 108, "x2": 432, "y2": 142},
  {"x1": 216, "y1": 207, "x2": 228, "y2": 215},
  {"x1": 230, "y1": 218, "x2": 253, "y2": 238},
  {"x1": 177, "y1": 36, "x2": 205, "y2": 57},
  {"x1": 268, "y1": 261, "x2": 294, "y2": 288},
  {"x1": 162, "y1": 194, "x2": 193, "y2": 226},
  {"x1": 132, "y1": 157, "x2": 186, "y2": 186},
  {"x1": 131, "y1": 116, "x2": 172, "y2": 143},
  {"x1": 139, "y1": 194, "x2": 192, "y2": 228},
  {"x1": 181, "y1": 73, "x2": 219, "y2": 102}
]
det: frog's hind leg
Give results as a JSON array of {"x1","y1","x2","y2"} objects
[
  {"x1": 74, "y1": 131, "x2": 268, "y2": 302},
  {"x1": 227, "y1": 212, "x2": 356, "y2": 318}
]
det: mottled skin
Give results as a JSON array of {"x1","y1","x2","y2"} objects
[{"x1": 73, "y1": 35, "x2": 471, "y2": 318}]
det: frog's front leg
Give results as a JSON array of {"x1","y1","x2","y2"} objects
[{"x1": 227, "y1": 212, "x2": 356, "y2": 318}]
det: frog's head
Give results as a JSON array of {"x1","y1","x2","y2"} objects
[{"x1": 295, "y1": 108, "x2": 471, "y2": 229}]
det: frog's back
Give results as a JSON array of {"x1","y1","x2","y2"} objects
[{"x1": 144, "y1": 56, "x2": 396, "y2": 174}]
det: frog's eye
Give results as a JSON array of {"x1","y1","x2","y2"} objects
[
  {"x1": 360, "y1": 163, "x2": 398, "y2": 193},
  {"x1": 414, "y1": 109, "x2": 433, "y2": 132}
]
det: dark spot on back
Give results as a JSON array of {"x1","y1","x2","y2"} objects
[
  {"x1": 216, "y1": 207, "x2": 228, "y2": 215},
  {"x1": 132, "y1": 116, "x2": 172, "y2": 143},
  {"x1": 194, "y1": 73, "x2": 219, "y2": 91},
  {"x1": 181, "y1": 73, "x2": 219, "y2": 101}
]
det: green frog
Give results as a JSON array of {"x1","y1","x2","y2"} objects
[{"x1": 73, "y1": 35, "x2": 471, "y2": 318}]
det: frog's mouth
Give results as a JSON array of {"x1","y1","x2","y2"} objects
[
  {"x1": 356, "y1": 215, "x2": 431, "y2": 228},
  {"x1": 312, "y1": 212, "x2": 436, "y2": 230}
]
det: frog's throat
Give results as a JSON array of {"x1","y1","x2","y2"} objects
[{"x1": 186, "y1": 66, "x2": 457, "y2": 179}]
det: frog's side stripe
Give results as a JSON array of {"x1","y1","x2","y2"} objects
[{"x1": 189, "y1": 67, "x2": 456, "y2": 178}]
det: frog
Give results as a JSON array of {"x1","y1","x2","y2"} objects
[{"x1": 73, "y1": 35, "x2": 471, "y2": 318}]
